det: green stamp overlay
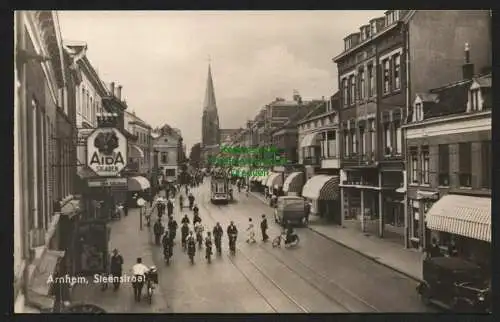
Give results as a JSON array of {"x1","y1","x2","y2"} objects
[
  {"x1": 231, "y1": 169, "x2": 269, "y2": 177},
  {"x1": 209, "y1": 145, "x2": 288, "y2": 169}
]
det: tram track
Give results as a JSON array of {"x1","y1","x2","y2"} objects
[
  {"x1": 198, "y1": 190, "x2": 308, "y2": 312},
  {"x1": 221, "y1": 193, "x2": 380, "y2": 312}
]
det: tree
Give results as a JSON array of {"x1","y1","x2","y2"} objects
[{"x1": 189, "y1": 143, "x2": 202, "y2": 169}]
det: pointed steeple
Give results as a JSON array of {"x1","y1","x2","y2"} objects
[{"x1": 203, "y1": 63, "x2": 218, "y2": 114}]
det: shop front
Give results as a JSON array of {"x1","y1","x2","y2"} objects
[
  {"x1": 302, "y1": 175, "x2": 341, "y2": 224},
  {"x1": 283, "y1": 171, "x2": 304, "y2": 196},
  {"x1": 425, "y1": 194, "x2": 491, "y2": 270},
  {"x1": 406, "y1": 189, "x2": 439, "y2": 250}
]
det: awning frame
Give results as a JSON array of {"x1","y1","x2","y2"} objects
[
  {"x1": 283, "y1": 172, "x2": 303, "y2": 193},
  {"x1": 302, "y1": 175, "x2": 340, "y2": 200},
  {"x1": 129, "y1": 144, "x2": 145, "y2": 159},
  {"x1": 300, "y1": 132, "x2": 321, "y2": 147},
  {"x1": 128, "y1": 176, "x2": 151, "y2": 191},
  {"x1": 266, "y1": 172, "x2": 283, "y2": 189}
]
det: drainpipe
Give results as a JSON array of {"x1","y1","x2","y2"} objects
[{"x1": 404, "y1": 23, "x2": 411, "y2": 249}]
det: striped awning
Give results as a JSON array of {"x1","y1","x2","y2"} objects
[
  {"x1": 283, "y1": 172, "x2": 304, "y2": 193},
  {"x1": 300, "y1": 132, "x2": 321, "y2": 147},
  {"x1": 302, "y1": 175, "x2": 340, "y2": 200},
  {"x1": 266, "y1": 172, "x2": 283, "y2": 189},
  {"x1": 129, "y1": 144, "x2": 144, "y2": 158},
  {"x1": 426, "y1": 195, "x2": 491, "y2": 242},
  {"x1": 128, "y1": 176, "x2": 151, "y2": 191}
]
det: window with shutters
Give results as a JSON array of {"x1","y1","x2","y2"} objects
[
  {"x1": 383, "y1": 59, "x2": 390, "y2": 94},
  {"x1": 349, "y1": 75, "x2": 356, "y2": 105},
  {"x1": 395, "y1": 122, "x2": 402, "y2": 154},
  {"x1": 438, "y1": 144, "x2": 450, "y2": 186},
  {"x1": 393, "y1": 54, "x2": 401, "y2": 90},
  {"x1": 458, "y1": 143, "x2": 472, "y2": 187},
  {"x1": 410, "y1": 147, "x2": 418, "y2": 183},
  {"x1": 327, "y1": 131, "x2": 336, "y2": 158},
  {"x1": 481, "y1": 141, "x2": 491, "y2": 189},
  {"x1": 351, "y1": 130, "x2": 357, "y2": 155},
  {"x1": 344, "y1": 131, "x2": 350, "y2": 157},
  {"x1": 342, "y1": 78, "x2": 348, "y2": 106},
  {"x1": 359, "y1": 68, "x2": 365, "y2": 99},
  {"x1": 367, "y1": 64, "x2": 375, "y2": 97},
  {"x1": 421, "y1": 146, "x2": 430, "y2": 184}
]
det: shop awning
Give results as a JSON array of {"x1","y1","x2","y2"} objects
[
  {"x1": 27, "y1": 249, "x2": 65, "y2": 311},
  {"x1": 129, "y1": 144, "x2": 144, "y2": 159},
  {"x1": 259, "y1": 173, "x2": 271, "y2": 184},
  {"x1": 426, "y1": 195, "x2": 491, "y2": 242},
  {"x1": 60, "y1": 199, "x2": 81, "y2": 218},
  {"x1": 283, "y1": 172, "x2": 304, "y2": 193},
  {"x1": 128, "y1": 176, "x2": 151, "y2": 191},
  {"x1": 77, "y1": 166, "x2": 96, "y2": 179},
  {"x1": 302, "y1": 175, "x2": 340, "y2": 200},
  {"x1": 300, "y1": 132, "x2": 321, "y2": 147},
  {"x1": 266, "y1": 172, "x2": 283, "y2": 189}
]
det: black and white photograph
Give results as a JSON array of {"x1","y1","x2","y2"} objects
[{"x1": 13, "y1": 10, "x2": 492, "y2": 314}]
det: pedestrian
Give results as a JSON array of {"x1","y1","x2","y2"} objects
[
  {"x1": 260, "y1": 214, "x2": 269, "y2": 242},
  {"x1": 110, "y1": 249, "x2": 124, "y2": 291},
  {"x1": 153, "y1": 219, "x2": 164, "y2": 245},
  {"x1": 246, "y1": 218, "x2": 256, "y2": 244},
  {"x1": 131, "y1": 257, "x2": 149, "y2": 302},
  {"x1": 166, "y1": 199, "x2": 174, "y2": 217},
  {"x1": 304, "y1": 201, "x2": 311, "y2": 225}
]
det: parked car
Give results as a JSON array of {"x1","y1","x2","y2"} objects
[
  {"x1": 273, "y1": 196, "x2": 307, "y2": 227},
  {"x1": 416, "y1": 257, "x2": 491, "y2": 313}
]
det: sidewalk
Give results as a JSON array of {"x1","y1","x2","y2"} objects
[
  {"x1": 249, "y1": 191, "x2": 424, "y2": 282},
  {"x1": 70, "y1": 207, "x2": 170, "y2": 313}
]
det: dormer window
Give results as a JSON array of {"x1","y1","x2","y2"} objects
[
  {"x1": 370, "y1": 22, "x2": 377, "y2": 35},
  {"x1": 344, "y1": 38, "x2": 352, "y2": 50},
  {"x1": 394, "y1": 10, "x2": 400, "y2": 21},
  {"x1": 467, "y1": 80, "x2": 485, "y2": 112},
  {"x1": 414, "y1": 103, "x2": 423, "y2": 122},
  {"x1": 386, "y1": 11, "x2": 393, "y2": 25},
  {"x1": 470, "y1": 88, "x2": 480, "y2": 111}
]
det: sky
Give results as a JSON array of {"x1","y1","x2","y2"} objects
[{"x1": 58, "y1": 10, "x2": 386, "y2": 151}]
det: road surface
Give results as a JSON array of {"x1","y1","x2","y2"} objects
[{"x1": 147, "y1": 182, "x2": 435, "y2": 313}]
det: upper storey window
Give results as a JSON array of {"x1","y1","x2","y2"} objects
[
  {"x1": 385, "y1": 10, "x2": 399, "y2": 25},
  {"x1": 344, "y1": 37, "x2": 352, "y2": 51}
]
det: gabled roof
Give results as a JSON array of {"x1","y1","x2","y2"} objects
[
  {"x1": 473, "y1": 74, "x2": 492, "y2": 88},
  {"x1": 299, "y1": 101, "x2": 327, "y2": 123},
  {"x1": 424, "y1": 80, "x2": 472, "y2": 118}
]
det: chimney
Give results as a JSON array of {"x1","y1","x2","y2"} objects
[
  {"x1": 462, "y1": 42, "x2": 474, "y2": 80},
  {"x1": 117, "y1": 85, "x2": 122, "y2": 100},
  {"x1": 109, "y1": 82, "x2": 115, "y2": 96}
]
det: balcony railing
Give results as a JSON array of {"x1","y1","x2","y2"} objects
[{"x1": 302, "y1": 156, "x2": 320, "y2": 165}]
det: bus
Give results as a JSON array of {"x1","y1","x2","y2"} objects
[{"x1": 210, "y1": 175, "x2": 230, "y2": 204}]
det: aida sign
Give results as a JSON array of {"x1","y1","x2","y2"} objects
[{"x1": 87, "y1": 128, "x2": 128, "y2": 176}]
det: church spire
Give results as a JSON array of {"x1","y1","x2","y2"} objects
[{"x1": 203, "y1": 61, "x2": 218, "y2": 113}]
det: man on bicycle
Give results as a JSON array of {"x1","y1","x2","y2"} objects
[
  {"x1": 162, "y1": 231, "x2": 173, "y2": 261},
  {"x1": 131, "y1": 257, "x2": 150, "y2": 302},
  {"x1": 213, "y1": 222, "x2": 223, "y2": 254},
  {"x1": 227, "y1": 221, "x2": 238, "y2": 252},
  {"x1": 168, "y1": 216, "x2": 178, "y2": 243},
  {"x1": 181, "y1": 222, "x2": 189, "y2": 250},
  {"x1": 181, "y1": 214, "x2": 190, "y2": 225}
]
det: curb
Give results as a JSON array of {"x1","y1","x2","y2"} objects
[{"x1": 248, "y1": 191, "x2": 423, "y2": 283}]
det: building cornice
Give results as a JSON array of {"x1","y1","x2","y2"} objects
[{"x1": 402, "y1": 110, "x2": 491, "y2": 129}]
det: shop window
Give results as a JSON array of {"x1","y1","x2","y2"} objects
[
  {"x1": 410, "y1": 206, "x2": 420, "y2": 240},
  {"x1": 438, "y1": 144, "x2": 450, "y2": 186},
  {"x1": 458, "y1": 142, "x2": 472, "y2": 187},
  {"x1": 386, "y1": 203, "x2": 404, "y2": 227},
  {"x1": 165, "y1": 169, "x2": 176, "y2": 177}
]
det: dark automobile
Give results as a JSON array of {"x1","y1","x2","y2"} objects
[{"x1": 416, "y1": 257, "x2": 491, "y2": 313}]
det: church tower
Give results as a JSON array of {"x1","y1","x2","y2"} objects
[{"x1": 201, "y1": 62, "x2": 220, "y2": 148}]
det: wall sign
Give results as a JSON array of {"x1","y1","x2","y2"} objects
[{"x1": 87, "y1": 128, "x2": 128, "y2": 177}]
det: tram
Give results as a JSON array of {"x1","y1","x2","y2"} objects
[{"x1": 210, "y1": 173, "x2": 231, "y2": 204}]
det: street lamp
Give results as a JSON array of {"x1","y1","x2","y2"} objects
[{"x1": 137, "y1": 197, "x2": 146, "y2": 230}]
